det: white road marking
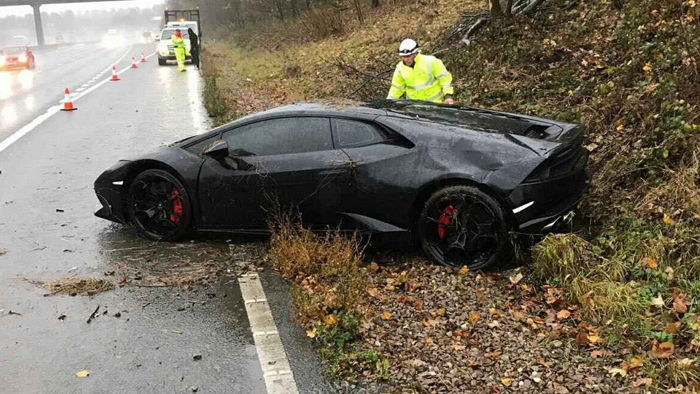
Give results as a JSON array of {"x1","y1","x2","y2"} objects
[
  {"x1": 0, "y1": 47, "x2": 135, "y2": 154},
  {"x1": 0, "y1": 106, "x2": 61, "y2": 153},
  {"x1": 238, "y1": 273, "x2": 298, "y2": 394}
]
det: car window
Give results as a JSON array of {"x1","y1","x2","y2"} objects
[
  {"x1": 223, "y1": 117, "x2": 332, "y2": 156},
  {"x1": 334, "y1": 119, "x2": 385, "y2": 148}
]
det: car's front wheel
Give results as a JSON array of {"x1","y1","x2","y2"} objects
[
  {"x1": 126, "y1": 169, "x2": 191, "y2": 241},
  {"x1": 417, "y1": 185, "x2": 510, "y2": 270},
  {"x1": 158, "y1": 57, "x2": 166, "y2": 66}
]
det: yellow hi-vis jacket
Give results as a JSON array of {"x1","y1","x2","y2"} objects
[{"x1": 387, "y1": 54, "x2": 454, "y2": 103}]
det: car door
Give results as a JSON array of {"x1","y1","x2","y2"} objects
[
  {"x1": 197, "y1": 116, "x2": 353, "y2": 231},
  {"x1": 333, "y1": 118, "x2": 417, "y2": 230}
]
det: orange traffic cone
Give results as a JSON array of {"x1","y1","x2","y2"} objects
[
  {"x1": 140, "y1": 53, "x2": 147, "y2": 63},
  {"x1": 111, "y1": 66, "x2": 120, "y2": 81},
  {"x1": 131, "y1": 57, "x2": 138, "y2": 69},
  {"x1": 60, "y1": 88, "x2": 77, "y2": 111}
]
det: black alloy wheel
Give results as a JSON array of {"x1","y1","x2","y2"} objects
[
  {"x1": 417, "y1": 185, "x2": 509, "y2": 270},
  {"x1": 126, "y1": 169, "x2": 191, "y2": 241}
]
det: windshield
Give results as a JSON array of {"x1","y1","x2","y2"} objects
[
  {"x1": 2, "y1": 47, "x2": 25, "y2": 55},
  {"x1": 160, "y1": 30, "x2": 189, "y2": 40}
]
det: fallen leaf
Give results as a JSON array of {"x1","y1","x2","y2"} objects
[
  {"x1": 509, "y1": 273, "x2": 523, "y2": 285},
  {"x1": 324, "y1": 314, "x2": 338, "y2": 326},
  {"x1": 424, "y1": 336, "x2": 433, "y2": 344},
  {"x1": 591, "y1": 349, "x2": 610, "y2": 358},
  {"x1": 665, "y1": 321, "x2": 681, "y2": 334},
  {"x1": 665, "y1": 266, "x2": 675, "y2": 281},
  {"x1": 556, "y1": 309, "x2": 571, "y2": 319},
  {"x1": 367, "y1": 287, "x2": 381, "y2": 298},
  {"x1": 651, "y1": 294, "x2": 665, "y2": 307},
  {"x1": 458, "y1": 265, "x2": 469, "y2": 275},
  {"x1": 650, "y1": 341, "x2": 675, "y2": 359},
  {"x1": 632, "y1": 378, "x2": 652, "y2": 387},
  {"x1": 608, "y1": 367, "x2": 627, "y2": 377},
  {"x1": 584, "y1": 143, "x2": 599, "y2": 152},
  {"x1": 436, "y1": 308, "x2": 446, "y2": 317},
  {"x1": 306, "y1": 328, "x2": 316, "y2": 338},
  {"x1": 75, "y1": 370, "x2": 90, "y2": 378},
  {"x1": 641, "y1": 257, "x2": 658, "y2": 269},
  {"x1": 369, "y1": 262, "x2": 379, "y2": 272},
  {"x1": 663, "y1": 213, "x2": 675, "y2": 225},
  {"x1": 501, "y1": 378, "x2": 512, "y2": 387},
  {"x1": 673, "y1": 293, "x2": 688, "y2": 314},
  {"x1": 469, "y1": 312, "x2": 480, "y2": 324},
  {"x1": 642, "y1": 63, "x2": 652, "y2": 73},
  {"x1": 588, "y1": 335, "x2": 602, "y2": 344},
  {"x1": 629, "y1": 356, "x2": 644, "y2": 370},
  {"x1": 380, "y1": 311, "x2": 392, "y2": 320}
]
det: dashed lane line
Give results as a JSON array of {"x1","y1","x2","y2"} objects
[{"x1": 239, "y1": 273, "x2": 299, "y2": 394}]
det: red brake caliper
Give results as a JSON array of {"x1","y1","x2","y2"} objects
[
  {"x1": 169, "y1": 188, "x2": 183, "y2": 223},
  {"x1": 437, "y1": 205, "x2": 456, "y2": 239}
]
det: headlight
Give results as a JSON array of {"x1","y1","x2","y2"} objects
[{"x1": 18, "y1": 54, "x2": 27, "y2": 63}]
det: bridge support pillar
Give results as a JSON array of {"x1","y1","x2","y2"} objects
[{"x1": 32, "y1": 3, "x2": 45, "y2": 46}]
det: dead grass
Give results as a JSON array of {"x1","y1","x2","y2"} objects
[
  {"x1": 531, "y1": 234, "x2": 602, "y2": 283},
  {"x1": 269, "y1": 213, "x2": 367, "y2": 316},
  {"x1": 31, "y1": 278, "x2": 115, "y2": 296}
]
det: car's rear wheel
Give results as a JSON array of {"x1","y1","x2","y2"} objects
[
  {"x1": 417, "y1": 185, "x2": 509, "y2": 270},
  {"x1": 126, "y1": 169, "x2": 191, "y2": 241}
]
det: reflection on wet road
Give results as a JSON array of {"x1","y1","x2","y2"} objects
[{"x1": 0, "y1": 43, "x2": 131, "y2": 142}]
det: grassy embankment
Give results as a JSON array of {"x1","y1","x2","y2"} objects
[{"x1": 201, "y1": 0, "x2": 699, "y2": 389}]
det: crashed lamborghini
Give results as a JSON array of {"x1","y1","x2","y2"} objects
[{"x1": 94, "y1": 100, "x2": 589, "y2": 269}]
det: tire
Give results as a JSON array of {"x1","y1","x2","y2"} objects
[
  {"x1": 126, "y1": 169, "x2": 192, "y2": 241},
  {"x1": 158, "y1": 58, "x2": 166, "y2": 66},
  {"x1": 416, "y1": 185, "x2": 510, "y2": 270}
]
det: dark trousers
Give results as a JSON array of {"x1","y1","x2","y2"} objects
[{"x1": 191, "y1": 49, "x2": 200, "y2": 69}]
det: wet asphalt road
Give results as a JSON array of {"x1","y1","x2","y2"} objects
[
  {"x1": 0, "y1": 43, "x2": 138, "y2": 141},
  {"x1": 0, "y1": 43, "x2": 332, "y2": 393}
]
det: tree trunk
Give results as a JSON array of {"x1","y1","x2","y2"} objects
[{"x1": 489, "y1": 0, "x2": 504, "y2": 19}]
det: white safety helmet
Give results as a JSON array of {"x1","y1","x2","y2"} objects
[{"x1": 398, "y1": 38, "x2": 420, "y2": 56}]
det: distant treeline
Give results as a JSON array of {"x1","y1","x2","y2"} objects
[{"x1": 165, "y1": 0, "x2": 382, "y2": 28}]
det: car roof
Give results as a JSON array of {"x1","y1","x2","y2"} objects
[{"x1": 239, "y1": 101, "x2": 388, "y2": 121}]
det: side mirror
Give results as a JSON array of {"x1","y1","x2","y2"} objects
[
  {"x1": 155, "y1": 34, "x2": 161, "y2": 41},
  {"x1": 203, "y1": 139, "x2": 229, "y2": 161}
]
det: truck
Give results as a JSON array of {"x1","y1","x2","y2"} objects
[
  {"x1": 157, "y1": 8, "x2": 201, "y2": 66},
  {"x1": 163, "y1": 9, "x2": 201, "y2": 37}
]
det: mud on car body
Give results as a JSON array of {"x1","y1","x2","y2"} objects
[{"x1": 94, "y1": 100, "x2": 589, "y2": 269}]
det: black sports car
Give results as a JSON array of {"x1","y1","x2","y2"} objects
[{"x1": 95, "y1": 100, "x2": 588, "y2": 269}]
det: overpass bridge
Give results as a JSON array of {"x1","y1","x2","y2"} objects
[{"x1": 0, "y1": 0, "x2": 132, "y2": 46}]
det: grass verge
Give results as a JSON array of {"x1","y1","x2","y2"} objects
[{"x1": 269, "y1": 214, "x2": 390, "y2": 380}]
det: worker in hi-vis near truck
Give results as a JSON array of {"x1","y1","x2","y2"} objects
[
  {"x1": 171, "y1": 29, "x2": 188, "y2": 72},
  {"x1": 387, "y1": 38, "x2": 455, "y2": 104}
]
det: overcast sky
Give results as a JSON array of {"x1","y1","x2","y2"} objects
[{"x1": 0, "y1": 0, "x2": 164, "y2": 16}]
